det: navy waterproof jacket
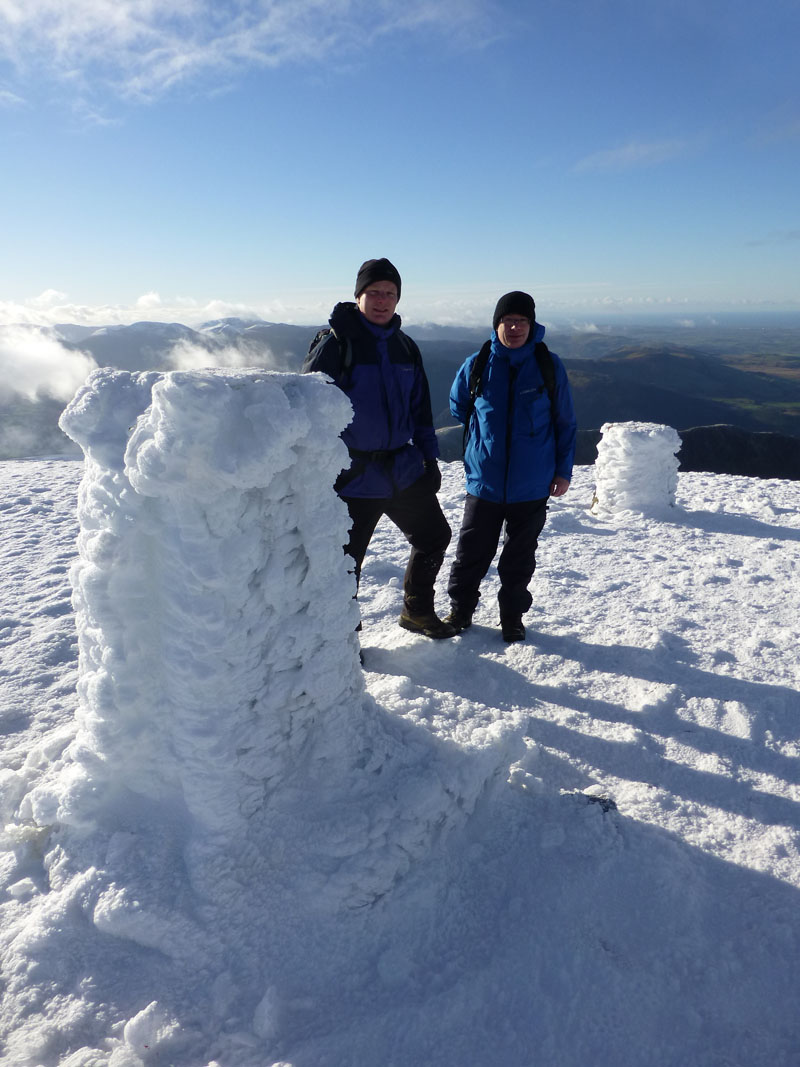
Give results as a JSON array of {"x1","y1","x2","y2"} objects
[
  {"x1": 450, "y1": 322, "x2": 577, "y2": 503},
  {"x1": 303, "y1": 302, "x2": 439, "y2": 498}
]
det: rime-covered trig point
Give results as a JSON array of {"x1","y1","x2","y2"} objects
[
  {"x1": 591, "y1": 421, "x2": 681, "y2": 518},
  {"x1": 6, "y1": 369, "x2": 502, "y2": 1065}
]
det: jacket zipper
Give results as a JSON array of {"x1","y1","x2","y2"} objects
[{"x1": 504, "y1": 364, "x2": 517, "y2": 502}]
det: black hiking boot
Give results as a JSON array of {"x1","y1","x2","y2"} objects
[
  {"x1": 398, "y1": 610, "x2": 457, "y2": 639},
  {"x1": 443, "y1": 607, "x2": 473, "y2": 633},
  {"x1": 501, "y1": 617, "x2": 526, "y2": 643}
]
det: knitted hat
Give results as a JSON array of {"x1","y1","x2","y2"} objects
[
  {"x1": 492, "y1": 291, "x2": 536, "y2": 330},
  {"x1": 354, "y1": 258, "x2": 402, "y2": 300}
]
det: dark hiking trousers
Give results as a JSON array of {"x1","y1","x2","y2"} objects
[
  {"x1": 343, "y1": 477, "x2": 452, "y2": 614},
  {"x1": 447, "y1": 494, "x2": 548, "y2": 620}
]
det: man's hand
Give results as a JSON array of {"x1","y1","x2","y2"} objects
[
  {"x1": 423, "y1": 460, "x2": 442, "y2": 493},
  {"x1": 550, "y1": 476, "x2": 570, "y2": 497}
]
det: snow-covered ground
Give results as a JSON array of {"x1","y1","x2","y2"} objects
[{"x1": 1, "y1": 370, "x2": 799, "y2": 1066}]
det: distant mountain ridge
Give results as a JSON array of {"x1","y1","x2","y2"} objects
[
  {"x1": 436, "y1": 424, "x2": 800, "y2": 481},
  {"x1": 561, "y1": 345, "x2": 800, "y2": 439},
  {"x1": 2, "y1": 318, "x2": 799, "y2": 479},
  {"x1": 47, "y1": 318, "x2": 800, "y2": 438}
]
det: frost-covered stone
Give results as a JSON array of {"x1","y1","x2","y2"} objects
[
  {"x1": 591, "y1": 421, "x2": 681, "y2": 517},
  {"x1": 0, "y1": 369, "x2": 516, "y2": 1066},
  {"x1": 57, "y1": 369, "x2": 362, "y2": 842}
]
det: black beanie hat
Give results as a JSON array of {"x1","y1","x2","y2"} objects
[
  {"x1": 354, "y1": 258, "x2": 402, "y2": 300},
  {"x1": 493, "y1": 291, "x2": 536, "y2": 330}
]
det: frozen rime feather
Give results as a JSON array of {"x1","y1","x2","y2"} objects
[
  {"x1": 58, "y1": 368, "x2": 162, "y2": 472},
  {"x1": 123, "y1": 371, "x2": 354, "y2": 498}
]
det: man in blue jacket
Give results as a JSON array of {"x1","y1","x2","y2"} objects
[
  {"x1": 446, "y1": 291, "x2": 577, "y2": 642},
  {"x1": 303, "y1": 258, "x2": 455, "y2": 639}
]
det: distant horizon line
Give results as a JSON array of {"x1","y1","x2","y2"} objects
[
  {"x1": 5, "y1": 307, "x2": 800, "y2": 334},
  {"x1": 3, "y1": 289, "x2": 800, "y2": 333}
]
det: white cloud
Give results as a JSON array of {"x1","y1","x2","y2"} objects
[
  {"x1": 136, "y1": 291, "x2": 163, "y2": 309},
  {"x1": 574, "y1": 139, "x2": 688, "y2": 173},
  {"x1": 0, "y1": 293, "x2": 278, "y2": 328},
  {"x1": 29, "y1": 288, "x2": 69, "y2": 308},
  {"x1": 0, "y1": 0, "x2": 491, "y2": 103},
  {"x1": 0, "y1": 87, "x2": 25, "y2": 107},
  {"x1": 0, "y1": 325, "x2": 97, "y2": 401},
  {"x1": 168, "y1": 338, "x2": 277, "y2": 372}
]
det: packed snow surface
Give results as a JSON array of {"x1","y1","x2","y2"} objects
[{"x1": 1, "y1": 369, "x2": 799, "y2": 1067}]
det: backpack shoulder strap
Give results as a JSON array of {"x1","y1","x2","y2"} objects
[
  {"x1": 305, "y1": 327, "x2": 353, "y2": 382},
  {"x1": 396, "y1": 330, "x2": 421, "y2": 364},
  {"x1": 462, "y1": 340, "x2": 493, "y2": 454},
  {"x1": 308, "y1": 327, "x2": 330, "y2": 352},
  {"x1": 468, "y1": 340, "x2": 493, "y2": 400},
  {"x1": 534, "y1": 341, "x2": 556, "y2": 404}
]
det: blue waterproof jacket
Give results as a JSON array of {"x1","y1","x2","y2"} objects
[
  {"x1": 450, "y1": 322, "x2": 577, "y2": 503},
  {"x1": 303, "y1": 302, "x2": 439, "y2": 498}
]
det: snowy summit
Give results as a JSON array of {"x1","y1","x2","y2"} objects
[{"x1": 0, "y1": 368, "x2": 798, "y2": 1067}]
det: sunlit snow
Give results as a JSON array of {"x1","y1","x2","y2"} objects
[{"x1": 0, "y1": 369, "x2": 798, "y2": 1067}]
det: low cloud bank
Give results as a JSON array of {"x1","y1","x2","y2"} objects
[
  {"x1": 167, "y1": 338, "x2": 279, "y2": 373},
  {"x1": 0, "y1": 326, "x2": 96, "y2": 402}
]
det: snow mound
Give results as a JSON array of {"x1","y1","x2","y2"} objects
[{"x1": 591, "y1": 420, "x2": 681, "y2": 517}]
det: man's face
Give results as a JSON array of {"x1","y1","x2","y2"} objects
[
  {"x1": 357, "y1": 282, "x2": 399, "y2": 326},
  {"x1": 497, "y1": 315, "x2": 531, "y2": 348}
]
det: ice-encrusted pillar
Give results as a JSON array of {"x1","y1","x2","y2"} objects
[
  {"x1": 57, "y1": 368, "x2": 361, "y2": 840},
  {"x1": 591, "y1": 421, "x2": 681, "y2": 517}
]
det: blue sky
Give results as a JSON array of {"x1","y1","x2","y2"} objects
[{"x1": 0, "y1": 0, "x2": 798, "y2": 327}]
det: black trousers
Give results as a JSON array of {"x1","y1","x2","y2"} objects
[
  {"x1": 447, "y1": 494, "x2": 548, "y2": 620},
  {"x1": 343, "y1": 479, "x2": 451, "y2": 613}
]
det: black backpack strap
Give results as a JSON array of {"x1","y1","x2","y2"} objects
[
  {"x1": 534, "y1": 341, "x2": 556, "y2": 404},
  {"x1": 307, "y1": 327, "x2": 330, "y2": 353},
  {"x1": 396, "y1": 330, "x2": 422, "y2": 365},
  {"x1": 462, "y1": 341, "x2": 492, "y2": 453},
  {"x1": 469, "y1": 340, "x2": 492, "y2": 401},
  {"x1": 304, "y1": 327, "x2": 353, "y2": 384}
]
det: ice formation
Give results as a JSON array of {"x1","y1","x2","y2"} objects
[
  {"x1": 1, "y1": 368, "x2": 510, "y2": 1066},
  {"x1": 591, "y1": 420, "x2": 681, "y2": 517}
]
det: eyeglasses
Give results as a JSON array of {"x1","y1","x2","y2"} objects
[
  {"x1": 363, "y1": 288, "x2": 398, "y2": 301},
  {"x1": 501, "y1": 317, "x2": 529, "y2": 328}
]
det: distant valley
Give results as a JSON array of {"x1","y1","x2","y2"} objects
[{"x1": 2, "y1": 317, "x2": 800, "y2": 479}]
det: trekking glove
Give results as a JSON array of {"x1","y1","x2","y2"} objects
[{"x1": 423, "y1": 460, "x2": 442, "y2": 493}]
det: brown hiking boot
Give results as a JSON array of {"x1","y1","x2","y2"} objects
[{"x1": 398, "y1": 610, "x2": 457, "y2": 639}]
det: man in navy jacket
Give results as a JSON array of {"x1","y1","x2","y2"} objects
[
  {"x1": 446, "y1": 291, "x2": 577, "y2": 642},
  {"x1": 303, "y1": 258, "x2": 455, "y2": 639}
]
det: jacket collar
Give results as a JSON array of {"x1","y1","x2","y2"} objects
[{"x1": 329, "y1": 301, "x2": 401, "y2": 339}]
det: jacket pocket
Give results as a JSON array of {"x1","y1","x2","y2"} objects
[{"x1": 516, "y1": 385, "x2": 549, "y2": 436}]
